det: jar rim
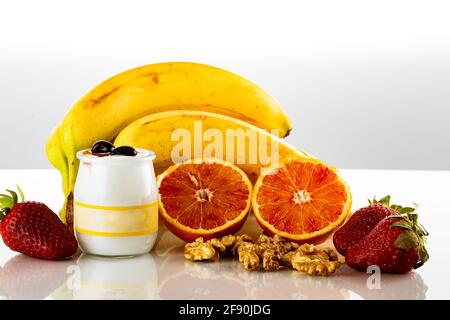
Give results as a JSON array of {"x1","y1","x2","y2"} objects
[{"x1": 76, "y1": 148, "x2": 156, "y2": 163}]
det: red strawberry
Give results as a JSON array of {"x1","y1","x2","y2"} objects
[
  {"x1": 346, "y1": 213, "x2": 429, "y2": 273},
  {"x1": 0, "y1": 186, "x2": 78, "y2": 260},
  {"x1": 333, "y1": 196, "x2": 399, "y2": 255}
]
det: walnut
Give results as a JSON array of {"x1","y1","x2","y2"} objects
[
  {"x1": 209, "y1": 238, "x2": 227, "y2": 254},
  {"x1": 261, "y1": 249, "x2": 281, "y2": 271},
  {"x1": 256, "y1": 234, "x2": 299, "y2": 254},
  {"x1": 256, "y1": 234, "x2": 271, "y2": 244},
  {"x1": 323, "y1": 248, "x2": 339, "y2": 261},
  {"x1": 228, "y1": 234, "x2": 300, "y2": 272},
  {"x1": 237, "y1": 242, "x2": 260, "y2": 270},
  {"x1": 184, "y1": 235, "x2": 253, "y2": 261},
  {"x1": 184, "y1": 234, "x2": 343, "y2": 276},
  {"x1": 184, "y1": 238, "x2": 219, "y2": 261},
  {"x1": 220, "y1": 234, "x2": 236, "y2": 248},
  {"x1": 298, "y1": 243, "x2": 316, "y2": 254},
  {"x1": 282, "y1": 244, "x2": 343, "y2": 276},
  {"x1": 229, "y1": 234, "x2": 253, "y2": 256}
]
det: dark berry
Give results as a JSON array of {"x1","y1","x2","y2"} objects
[
  {"x1": 110, "y1": 146, "x2": 137, "y2": 156},
  {"x1": 91, "y1": 140, "x2": 115, "y2": 154}
]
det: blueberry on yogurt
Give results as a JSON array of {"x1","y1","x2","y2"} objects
[
  {"x1": 91, "y1": 140, "x2": 115, "y2": 155},
  {"x1": 110, "y1": 145, "x2": 138, "y2": 156}
]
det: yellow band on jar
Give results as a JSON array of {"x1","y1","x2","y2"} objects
[{"x1": 74, "y1": 201, "x2": 158, "y2": 237}]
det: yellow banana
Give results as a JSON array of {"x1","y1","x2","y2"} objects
[
  {"x1": 46, "y1": 62, "x2": 293, "y2": 222},
  {"x1": 115, "y1": 110, "x2": 311, "y2": 183},
  {"x1": 45, "y1": 126, "x2": 71, "y2": 221}
]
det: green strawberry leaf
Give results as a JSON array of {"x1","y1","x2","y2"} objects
[
  {"x1": 379, "y1": 195, "x2": 391, "y2": 205},
  {"x1": 391, "y1": 220, "x2": 412, "y2": 230},
  {"x1": 398, "y1": 207, "x2": 415, "y2": 214},
  {"x1": 6, "y1": 190, "x2": 18, "y2": 205},
  {"x1": 390, "y1": 205, "x2": 415, "y2": 214},
  {"x1": 413, "y1": 214, "x2": 419, "y2": 223},
  {"x1": 0, "y1": 195, "x2": 13, "y2": 209},
  {"x1": 372, "y1": 195, "x2": 391, "y2": 206},
  {"x1": 17, "y1": 185, "x2": 25, "y2": 202},
  {"x1": 386, "y1": 214, "x2": 405, "y2": 220},
  {"x1": 394, "y1": 230, "x2": 419, "y2": 250},
  {"x1": 0, "y1": 186, "x2": 24, "y2": 211},
  {"x1": 415, "y1": 245, "x2": 430, "y2": 269}
]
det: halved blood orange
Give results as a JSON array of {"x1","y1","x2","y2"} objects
[
  {"x1": 252, "y1": 159, "x2": 352, "y2": 243},
  {"x1": 157, "y1": 159, "x2": 253, "y2": 242}
]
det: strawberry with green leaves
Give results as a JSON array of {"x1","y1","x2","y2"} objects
[
  {"x1": 0, "y1": 186, "x2": 78, "y2": 260},
  {"x1": 346, "y1": 211, "x2": 429, "y2": 273},
  {"x1": 333, "y1": 195, "x2": 429, "y2": 274}
]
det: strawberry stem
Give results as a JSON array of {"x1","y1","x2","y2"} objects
[{"x1": 0, "y1": 186, "x2": 24, "y2": 221}]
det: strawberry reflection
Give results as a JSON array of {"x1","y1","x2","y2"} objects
[
  {"x1": 0, "y1": 254, "x2": 75, "y2": 300},
  {"x1": 336, "y1": 265, "x2": 428, "y2": 300}
]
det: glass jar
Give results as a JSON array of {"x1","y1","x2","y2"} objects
[{"x1": 74, "y1": 148, "x2": 158, "y2": 257}]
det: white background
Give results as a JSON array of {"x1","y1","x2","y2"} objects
[{"x1": 1, "y1": 0, "x2": 449, "y2": 170}]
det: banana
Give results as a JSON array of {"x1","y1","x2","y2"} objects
[
  {"x1": 45, "y1": 126, "x2": 70, "y2": 221},
  {"x1": 114, "y1": 110, "x2": 311, "y2": 183},
  {"x1": 46, "y1": 62, "x2": 293, "y2": 222}
]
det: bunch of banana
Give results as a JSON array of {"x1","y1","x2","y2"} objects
[{"x1": 46, "y1": 62, "x2": 308, "y2": 226}]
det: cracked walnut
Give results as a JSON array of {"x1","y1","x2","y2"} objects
[{"x1": 184, "y1": 234, "x2": 343, "y2": 276}]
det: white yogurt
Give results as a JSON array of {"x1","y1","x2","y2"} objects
[{"x1": 74, "y1": 148, "x2": 158, "y2": 257}]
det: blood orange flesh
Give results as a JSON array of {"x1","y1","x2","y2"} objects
[
  {"x1": 252, "y1": 159, "x2": 351, "y2": 243},
  {"x1": 157, "y1": 159, "x2": 252, "y2": 242}
]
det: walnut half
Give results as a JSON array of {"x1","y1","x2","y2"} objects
[
  {"x1": 184, "y1": 238, "x2": 219, "y2": 262},
  {"x1": 282, "y1": 245, "x2": 343, "y2": 276}
]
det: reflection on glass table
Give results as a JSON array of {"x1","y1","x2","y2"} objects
[{"x1": 0, "y1": 223, "x2": 428, "y2": 300}]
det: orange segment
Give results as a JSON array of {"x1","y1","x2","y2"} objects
[
  {"x1": 253, "y1": 159, "x2": 351, "y2": 243},
  {"x1": 157, "y1": 159, "x2": 252, "y2": 242}
]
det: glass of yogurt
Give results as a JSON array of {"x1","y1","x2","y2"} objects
[{"x1": 74, "y1": 143, "x2": 158, "y2": 257}]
